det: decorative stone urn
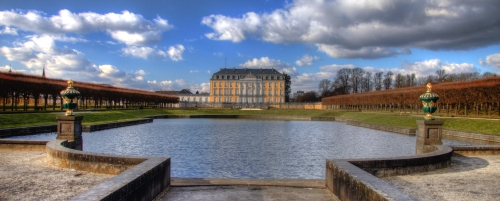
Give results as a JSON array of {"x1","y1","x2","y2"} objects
[
  {"x1": 60, "y1": 79, "x2": 80, "y2": 116},
  {"x1": 419, "y1": 83, "x2": 439, "y2": 120}
]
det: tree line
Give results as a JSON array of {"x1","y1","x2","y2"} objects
[
  {"x1": 318, "y1": 68, "x2": 497, "y2": 98},
  {"x1": 0, "y1": 72, "x2": 179, "y2": 111}
]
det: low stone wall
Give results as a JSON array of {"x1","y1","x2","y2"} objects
[
  {"x1": 443, "y1": 130, "x2": 500, "y2": 143},
  {"x1": 46, "y1": 140, "x2": 170, "y2": 201},
  {"x1": 82, "y1": 118, "x2": 153, "y2": 132},
  {"x1": 451, "y1": 145, "x2": 500, "y2": 156},
  {"x1": 0, "y1": 139, "x2": 48, "y2": 152},
  {"x1": 346, "y1": 120, "x2": 416, "y2": 136},
  {"x1": 326, "y1": 145, "x2": 453, "y2": 201},
  {"x1": 0, "y1": 125, "x2": 56, "y2": 138}
]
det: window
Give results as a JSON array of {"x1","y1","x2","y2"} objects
[
  {"x1": 224, "y1": 82, "x2": 228, "y2": 87},
  {"x1": 236, "y1": 83, "x2": 238, "y2": 87},
  {"x1": 232, "y1": 76, "x2": 235, "y2": 79},
  {"x1": 280, "y1": 83, "x2": 283, "y2": 87},
  {"x1": 219, "y1": 82, "x2": 222, "y2": 87},
  {"x1": 275, "y1": 82, "x2": 277, "y2": 87},
  {"x1": 222, "y1": 75, "x2": 224, "y2": 79},
  {"x1": 280, "y1": 90, "x2": 283, "y2": 95},
  {"x1": 230, "y1": 97, "x2": 233, "y2": 102},
  {"x1": 280, "y1": 98, "x2": 282, "y2": 103},
  {"x1": 230, "y1": 82, "x2": 232, "y2": 87},
  {"x1": 266, "y1": 76, "x2": 268, "y2": 80},
  {"x1": 271, "y1": 76, "x2": 274, "y2": 80},
  {"x1": 213, "y1": 89, "x2": 216, "y2": 95},
  {"x1": 219, "y1": 89, "x2": 222, "y2": 94},
  {"x1": 216, "y1": 75, "x2": 219, "y2": 79}
]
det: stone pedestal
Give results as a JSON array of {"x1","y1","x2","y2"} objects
[
  {"x1": 56, "y1": 116, "x2": 83, "y2": 150},
  {"x1": 416, "y1": 120, "x2": 443, "y2": 154}
]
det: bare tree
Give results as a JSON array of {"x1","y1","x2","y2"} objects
[
  {"x1": 350, "y1": 67, "x2": 365, "y2": 93},
  {"x1": 361, "y1": 72, "x2": 372, "y2": 92},
  {"x1": 436, "y1": 69, "x2": 446, "y2": 83},
  {"x1": 333, "y1": 68, "x2": 351, "y2": 94},
  {"x1": 374, "y1": 72, "x2": 383, "y2": 91},
  {"x1": 318, "y1": 79, "x2": 332, "y2": 98},
  {"x1": 383, "y1": 71, "x2": 393, "y2": 90}
]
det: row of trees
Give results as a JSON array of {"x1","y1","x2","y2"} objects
[
  {"x1": 318, "y1": 68, "x2": 497, "y2": 98},
  {"x1": 0, "y1": 72, "x2": 179, "y2": 111},
  {"x1": 322, "y1": 77, "x2": 500, "y2": 116}
]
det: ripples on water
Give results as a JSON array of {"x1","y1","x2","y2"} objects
[{"x1": 6, "y1": 119, "x2": 489, "y2": 179}]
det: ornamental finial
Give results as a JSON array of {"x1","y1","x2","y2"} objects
[
  {"x1": 68, "y1": 79, "x2": 74, "y2": 88},
  {"x1": 426, "y1": 83, "x2": 432, "y2": 92}
]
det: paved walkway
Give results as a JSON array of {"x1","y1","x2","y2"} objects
[
  {"x1": 383, "y1": 155, "x2": 500, "y2": 201},
  {"x1": 0, "y1": 150, "x2": 113, "y2": 201},
  {"x1": 160, "y1": 186, "x2": 336, "y2": 201}
]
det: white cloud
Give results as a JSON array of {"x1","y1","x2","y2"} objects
[
  {"x1": 0, "y1": 9, "x2": 173, "y2": 45},
  {"x1": 122, "y1": 46, "x2": 167, "y2": 60},
  {"x1": 398, "y1": 59, "x2": 477, "y2": 77},
  {"x1": 240, "y1": 57, "x2": 297, "y2": 76},
  {"x1": 167, "y1": 44, "x2": 185, "y2": 61},
  {"x1": 480, "y1": 53, "x2": 500, "y2": 68},
  {"x1": 0, "y1": 65, "x2": 25, "y2": 73},
  {"x1": 295, "y1": 54, "x2": 319, "y2": 66},
  {"x1": 135, "y1": 70, "x2": 147, "y2": 75},
  {"x1": 202, "y1": 0, "x2": 500, "y2": 58},
  {"x1": 190, "y1": 70, "x2": 199, "y2": 73},
  {"x1": 207, "y1": 70, "x2": 211, "y2": 73},
  {"x1": 240, "y1": 57, "x2": 289, "y2": 69},
  {"x1": 0, "y1": 34, "x2": 163, "y2": 90},
  {"x1": 213, "y1": 52, "x2": 224, "y2": 57},
  {"x1": 0, "y1": 26, "x2": 18, "y2": 35}
]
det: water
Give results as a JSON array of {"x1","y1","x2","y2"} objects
[{"x1": 6, "y1": 119, "x2": 489, "y2": 179}]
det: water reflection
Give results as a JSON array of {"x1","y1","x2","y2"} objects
[{"x1": 5, "y1": 119, "x2": 490, "y2": 179}]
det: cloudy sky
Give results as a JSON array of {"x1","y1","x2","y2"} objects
[{"x1": 1, "y1": 0, "x2": 499, "y2": 93}]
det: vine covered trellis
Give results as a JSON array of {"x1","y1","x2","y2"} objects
[
  {"x1": 0, "y1": 72, "x2": 178, "y2": 111},
  {"x1": 322, "y1": 77, "x2": 500, "y2": 116}
]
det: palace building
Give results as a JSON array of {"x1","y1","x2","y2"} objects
[{"x1": 210, "y1": 68, "x2": 287, "y2": 103}]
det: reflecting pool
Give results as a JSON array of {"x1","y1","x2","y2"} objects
[{"x1": 6, "y1": 118, "x2": 488, "y2": 179}]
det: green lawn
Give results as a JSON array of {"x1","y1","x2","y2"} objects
[{"x1": 0, "y1": 108, "x2": 499, "y2": 135}]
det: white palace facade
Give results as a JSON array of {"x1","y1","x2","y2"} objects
[{"x1": 210, "y1": 68, "x2": 286, "y2": 103}]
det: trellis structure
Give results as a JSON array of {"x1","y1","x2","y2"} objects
[
  {"x1": 322, "y1": 77, "x2": 500, "y2": 116},
  {"x1": 0, "y1": 72, "x2": 178, "y2": 111}
]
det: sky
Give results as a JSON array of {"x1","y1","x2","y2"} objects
[{"x1": 0, "y1": 0, "x2": 499, "y2": 93}]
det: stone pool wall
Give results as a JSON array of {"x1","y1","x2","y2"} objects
[
  {"x1": 46, "y1": 140, "x2": 170, "y2": 201},
  {"x1": 0, "y1": 139, "x2": 48, "y2": 152},
  {"x1": 325, "y1": 145, "x2": 453, "y2": 201}
]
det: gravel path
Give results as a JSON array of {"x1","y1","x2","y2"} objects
[
  {"x1": 0, "y1": 150, "x2": 113, "y2": 201},
  {"x1": 383, "y1": 155, "x2": 500, "y2": 201}
]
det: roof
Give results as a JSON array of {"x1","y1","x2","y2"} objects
[{"x1": 212, "y1": 68, "x2": 284, "y2": 75}]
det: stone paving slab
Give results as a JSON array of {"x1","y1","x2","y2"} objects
[
  {"x1": 159, "y1": 186, "x2": 338, "y2": 201},
  {"x1": 383, "y1": 155, "x2": 500, "y2": 201},
  {"x1": 0, "y1": 150, "x2": 113, "y2": 201}
]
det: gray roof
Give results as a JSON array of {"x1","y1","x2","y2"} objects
[{"x1": 213, "y1": 68, "x2": 284, "y2": 75}]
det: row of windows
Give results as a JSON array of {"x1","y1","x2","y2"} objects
[
  {"x1": 214, "y1": 75, "x2": 282, "y2": 80},
  {"x1": 213, "y1": 97, "x2": 283, "y2": 103},
  {"x1": 213, "y1": 82, "x2": 283, "y2": 88},
  {"x1": 213, "y1": 89, "x2": 283, "y2": 96},
  {"x1": 180, "y1": 97, "x2": 209, "y2": 102}
]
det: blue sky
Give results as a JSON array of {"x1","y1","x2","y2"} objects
[{"x1": 1, "y1": 0, "x2": 499, "y2": 93}]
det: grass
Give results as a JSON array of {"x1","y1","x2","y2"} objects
[{"x1": 0, "y1": 108, "x2": 499, "y2": 135}]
